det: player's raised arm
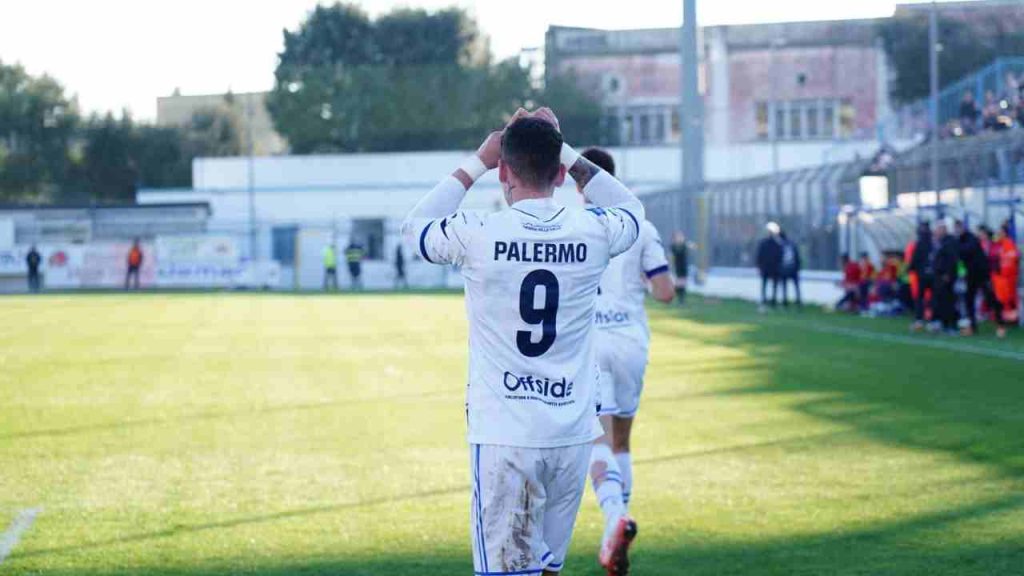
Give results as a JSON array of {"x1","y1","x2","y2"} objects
[
  {"x1": 401, "y1": 130, "x2": 504, "y2": 265},
  {"x1": 533, "y1": 107, "x2": 646, "y2": 256}
]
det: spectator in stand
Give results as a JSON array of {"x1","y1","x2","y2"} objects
[
  {"x1": 756, "y1": 222, "x2": 783, "y2": 310},
  {"x1": 857, "y1": 252, "x2": 876, "y2": 312},
  {"x1": 982, "y1": 90, "x2": 1001, "y2": 131},
  {"x1": 125, "y1": 239, "x2": 143, "y2": 290},
  {"x1": 932, "y1": 219, "x2": 961, "y2": 335},
  {"x1": 25, "y1": 245, "x2": 42, "y2": 293},
  {"x1": 835, "y1": 253, "x2": 862, "y2": 312},
  {"x1": 956, "y1": 220, "x2": 1007, "y2": 337},
  {"x1": 670, "y1": 231, "x2": 690, "y2": 305},
  {"x1": 1007, "y1": 72, "x2": 1021, "y2": 108},
  {"x1": 909, "y1": 221, "x2": 935, "y2": 331},
  {"x1": 778, "y1": 230, "x2": 802, "y2": 308},
  {"x1": 345, "y1": 239, "x2": 365, "y2": 291},
  {"x1": 959, "y1": 90, "x2": 980, "y2": 134},
  {"x1": 992, "y1": 222, "x2": 1020, "y2": 326}
]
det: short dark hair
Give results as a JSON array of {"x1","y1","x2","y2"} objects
[
  {"x1": 501, "y1": 117, "x2": 564, "y2": 188},
  {"x1": 582, "y1": 147, "x2": 615, "y2": 176}
]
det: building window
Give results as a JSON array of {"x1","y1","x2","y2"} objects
[
  {"x1": 756, "y1": 102, "x2": 769, "y2": 140},
  {"x1": 653, "y1": 111, "x2": 666, "y2": 142},
  {"x1": 806, "y1": 100, "x2": 820, "y2": 138},
  {"x1": 789, "y1": 103, "x2": 803, "y2": 140},
  {"x1": 638, "y1": 113, "x2": 651, "y2": 143},
  {"x1": 350, "y1": 219, "x2": 384, "y2": 261},
  {"x1": 774, "y1": 105, "x2": 786, "y2": 140},
  {"x1": 823, "y1": 102, "x2": 835, "y2": 138},
  {"x1": 671, "y1": 110, "x2": 681, "y2": 140},
  {"x1": 840, "y1": 100, "x2": 856, "y2": 137}
]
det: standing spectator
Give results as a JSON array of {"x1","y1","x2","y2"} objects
[
  {"x1": 967, "y1": 224, "x2": 1008, "y2": 338},
  {"x1": 909, "y1": 221, "x2": 934, "y2": 331},
  {"x1": 125, "y1": 239, "x2": 143, "y2": 290},
  {"x1": 932, "y1": 219, "x2": 961, "y2": 335},
  {"x1": 991, "y1": 222, "x2": 1020, "y2": 326},
  {"x1": 857, "y1": 252, "x2": 876, "y2": 311},
  {"x1": 959, "y1": 90, "x2": 979, "y2": 134},
  {"x1": 670, "y1": 231, "x2": 689, "y2": 304},
  {"x1": 25, "y1": 245, "x2": 42, "y2": 293},
  {"x1": 345, "y1": 239, "x2": 365, "y2": 290},
  {"x1": 756, "y1": 222, "x2": 782, "y2": 310},
  {"x1": 322, "y1": 243, "x2": 338, "y2": 291},
  {"x1": 835, "y1": 253, "x2": 861, "y2": 312},
  {"x1": 394, "y1": 243, "x2": 407, "y2": 290},
  {"x1": 778, "y1": 230, "x2": 802, "y2": 308}
]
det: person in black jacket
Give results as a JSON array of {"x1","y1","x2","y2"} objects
[
  {"x1": 671, "y1": 231, "x2": 690, "y2": 305},
  {"x1": 958, "y1": 221, "x2": 1005, "y2": 337},
  {"x1": 756, "y1": 222, "x2": 783, "y2": 309},
  {"x1": 908, "y1": 221, "x2": 934, "y2": 330},
  {"x1": 25, "y1": 245, "x2": 42, "y2": 293},
  {"x1": 932, "y1": 219, "x2": 960, "y2": 334},
  {"x1": 778, "y1": 230, "x2": 802, "y2": 308}
]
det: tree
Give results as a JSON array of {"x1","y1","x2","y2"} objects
[
  {"x1": 881, "y1": 10, "x2": 1024, "y2": 104},
  {"x1": 266, "y1": 3, "x2": 530, "y2": 153},
  {"x1": 0, "y1": 60, "x2": 78, "y2": 201},
  {"x1": 533, "y1": 72, "x2": 606, "y2": 147}
]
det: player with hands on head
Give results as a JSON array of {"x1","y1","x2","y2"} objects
[{"x1": 403, "y1": 107, "x2": 645, "y2": 576}]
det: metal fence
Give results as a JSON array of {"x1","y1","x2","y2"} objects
[{"x1": 642, "y1": 160, "x2": 868, "y2": 271}]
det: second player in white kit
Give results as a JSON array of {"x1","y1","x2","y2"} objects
[
  {"x1": 575, "y1": 148, "x2": 675, "y2": 576},
  {"x1": 403, "y1": 110, "x2": 644, "y2": 575}
]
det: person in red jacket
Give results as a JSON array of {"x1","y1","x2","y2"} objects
[
  {"x1": 857, "y1": 252, "x2": 876, "y2": 311},
  {"x1": 835, "y1": 253, "x2": 862, "y2": 312},
  {"x1": 992, "y1": 223, "x2": 1020, "y2": 326}
]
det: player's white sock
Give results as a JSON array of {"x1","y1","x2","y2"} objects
[
  {"x1": 615, "y1": 452, "x2": 633, "y2": 509},
  {"x1": 590, "y1": 443, "x2": 626, "y2": 529}
]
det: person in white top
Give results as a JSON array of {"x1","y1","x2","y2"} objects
[
  {"x1": 575, "y1": 148, "x2": 675, "y2": 575},
  {"x1": 403, "y1": 108, "x2": 645, "y2": 576}
]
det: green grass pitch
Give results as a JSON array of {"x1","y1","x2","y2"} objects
[{"x1": 1, "y1": 293, "x2": 1023, "y2": 575}]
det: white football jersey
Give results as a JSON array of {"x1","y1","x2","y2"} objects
[
  {"x1": 405, "y1": 172, "x2": 642, "y2": 448},
  {"x1": 594, "y1": 220, "x2": 669, "y2": 346}
]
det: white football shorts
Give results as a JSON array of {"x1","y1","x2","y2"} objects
[
  {"x1": 595, "y1": 330, "x2": 649, "y2": 418},
  {"x1": 469, "y1": 442, "x2": 591, "y2": 575}
]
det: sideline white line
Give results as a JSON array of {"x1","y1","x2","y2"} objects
[
  {"x1": 780, "y1": 320, "x2": 1024, "y2": 362},
  {"x1": 0, "y1": 507, "x2": 41, "y2": 565}
]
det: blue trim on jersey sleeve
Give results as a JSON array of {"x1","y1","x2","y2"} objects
[
  {"x1": 419, "y1": 221, "x2": 436, "y2": 264},
  {"x1": 620, "y1": 207, "x2": 640, "y2": 235},
  {"x1": 645, "y1": 264, "x2": 670, "y2": 278},
  {"x1": 586, "y1": 206, "x2": 606, "y2": 216},
  {"x1": 440, "y1": 216, "x2": 450, "y2": 239}
]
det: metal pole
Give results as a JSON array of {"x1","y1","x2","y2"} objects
[
  {"x1": 246, "y1": 93, "x2": 257, "y2": 261},
  {"x1": 929, "y1": 1, "x2": 940, "y2": 214},
  {"x1": 680, "y1": 0, "x2": 704, "y2": 241}
]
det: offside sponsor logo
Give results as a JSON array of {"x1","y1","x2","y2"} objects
[{"x1": 502, "y1": 371, "x2": 575, "y2": 406}]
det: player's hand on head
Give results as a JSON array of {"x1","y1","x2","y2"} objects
[
  {"x1": 507, "y1": 107, "x2": 530, "y2": 127},
  {"x1": 476, "y1": 130, "x2": 504, "y2": 170},
  {"x1": 532, "y1": 107, "x2": 561, "y2": 132}
]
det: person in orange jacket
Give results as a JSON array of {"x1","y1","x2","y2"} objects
[{"x1": 991, "y1": 223, "x2": 1020, "y2": 326}]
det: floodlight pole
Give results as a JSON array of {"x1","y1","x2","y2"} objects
[
  {"x1": 680, "y1": 0, "x2": 704, "y2": 240},
  {"x1": 929, "y1": 1, "x2": 940, "y2": 218}
]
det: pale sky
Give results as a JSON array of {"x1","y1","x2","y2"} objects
[{"x1": 0, "y1": 0, "x2": 948, "y2": 120}]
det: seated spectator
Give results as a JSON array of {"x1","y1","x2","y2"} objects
[
  {"x1": 959, "y1": 90, "x2": 979, "y2": 134},
  {"x1": 875, "y1": 253, "x2": 901, "y2": 304},
  {"x1": 858, "y1": 252, "x2": 876, "y2": 311},
  {"x1": 835, "y1": 253, "x2": 862, "y2": 312}
]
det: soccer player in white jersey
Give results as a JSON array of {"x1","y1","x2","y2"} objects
[
  {"x1": 578, "y1": 148, "x2": 674, "y2": 575},
  {"x1": 403, "y1": 108, "x2": 645, "y2": 576}
]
